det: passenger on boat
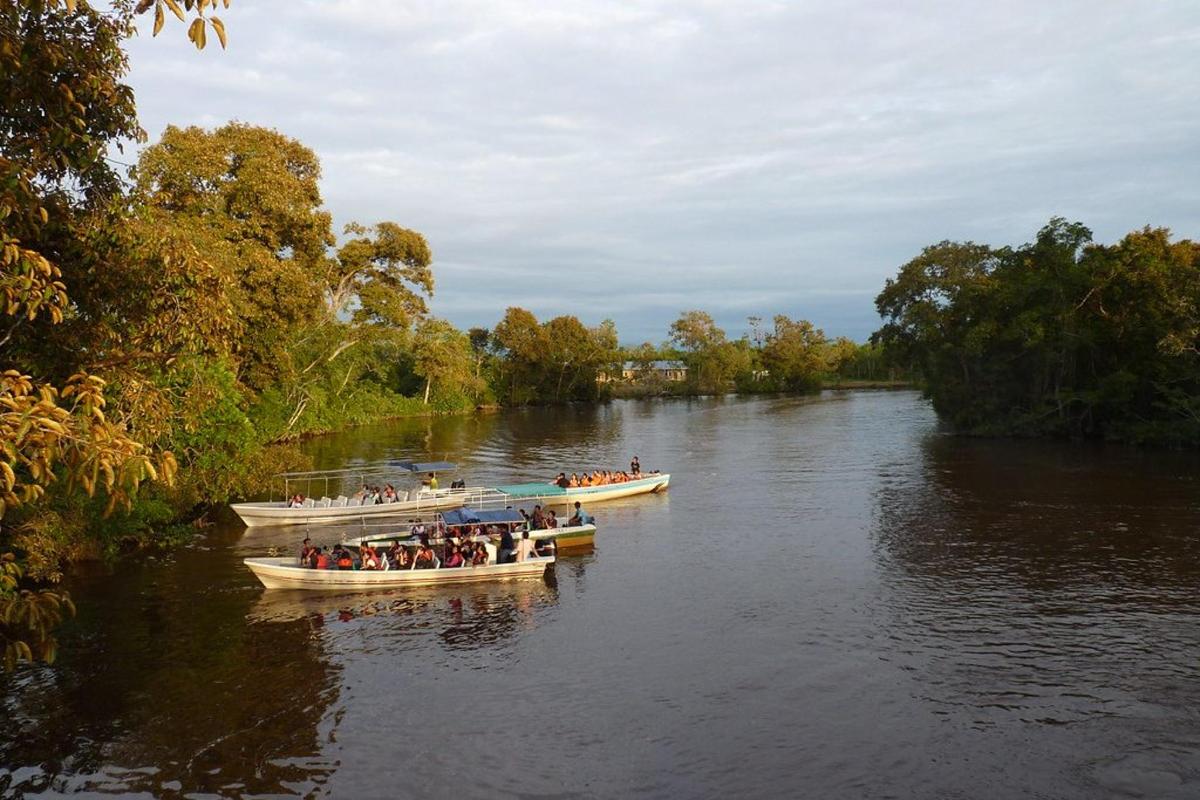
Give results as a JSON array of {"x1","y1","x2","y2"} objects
[
  {"x1": 498, "y1": 526, "x2": 515, "y2": 564},
  {"x1": 388, "y1": 541, "x2": 408, "y2": 568},
  {"x1": 554, "y1": 472, "x2": 569, "y2": 488},
  {"x1": 411, "y1": 521, "x2": 427, "y2": 539},
  {"x1": 383, "y1": 484, "x2": 397, "y2": 502},
  {"x1": 314, "y1": 547, "x2": 331, "y2": 569},
  {"x1": 569, "y1": 502, "x2": 593, "y2": 526},
  {"x1": 335, "y1": 547, "x2": 354, "y2": 570},
  {"x1": 471, "y1": 541, "x2": 488, "y2": 565},
  {"x1": 299, "y1": 537, "x2": 314, "y2": 565},
  {"x1": 414, "y1": 543, "x2": 436, "y2": 569},
  {"x1": 545, "y1": 510, "x2": 559, "y2": 529},
  {"x1": 360, "y1": 544, "x2": 381, "y2": 570},
  {"x1": 288, "y1": 493, "x2": 306, "y2": 508},
  {"x1": 443, "y1": 544, "x2": 465, "y2": 568},
  {"x1": 514, "y1": 531, "x2": 537, "y2": 562},
  {"x1": 568, "y1": 472, "x2": 580, "y2": 488},
  {"x1": 631, "y1": 456, "x2": 640, "y2": 475},
  {"x1": 530, "y1": 505, "x2": 546, "y2": 530},
  {"x1": 428, "y1": 472, "x2": 439, "y2": 491}
]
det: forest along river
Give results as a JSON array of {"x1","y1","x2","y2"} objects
[{"x1": 3, "y1": 390, "x2": 1200, "y2": 798}]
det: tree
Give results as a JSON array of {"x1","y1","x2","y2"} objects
[
  {"x1": 132, "y1": 123, "x2": 333, "y2": 390},
  {"x1": 761, "y1": 315, "x2": 832, "y2": 392},
  {"x1": 489, "y1": 308, "x2": 619, "y2": 404},
  {"x1": 873, "y1": 218, "x2": 1200, "y2": 442},
  {"x1": 412, "y1": 318, "x2": 481, "y2": 405},
  {"x1": 669, "y1": 310, "x2": 748, "y2": 393},
  {"x1": 0, "y1": 0, "x2": 184, "y2": 670},
  {"x1": 330, "y1": 222, "x2": 433, "y2": 327}
]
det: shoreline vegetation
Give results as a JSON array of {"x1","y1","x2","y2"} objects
[{"x1": 1, "y1": 4, "x2": 1196, "y2": 669}]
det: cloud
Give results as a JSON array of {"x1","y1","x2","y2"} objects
[{"x1": 124, "y1": 0, "x2": 1200, "y2": 342}]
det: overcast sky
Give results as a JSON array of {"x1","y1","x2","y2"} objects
[{"x1": 123, "y1": 1, "x2": 1200, "y2": 343}]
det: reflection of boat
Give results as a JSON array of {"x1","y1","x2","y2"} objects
[
  {"x1": 231, "y1": 461, "x2": 490, "y2": 527},
  {"x1": 493, "y1": 472, "x2": 670, "y2": 507},
  {"x1": 243, "y1": 554, "x2": 555, "y2": 590}
]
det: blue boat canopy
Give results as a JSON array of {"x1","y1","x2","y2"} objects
[
  {"x1": 389, "y1": 460, "x2": 458, "y2": 473},
  {"x1": 493, "y1": 482, "x2": 566, "y2": 498},
  {"x1": 442, "y1": 508, "x2": 525, "y2": 526}
]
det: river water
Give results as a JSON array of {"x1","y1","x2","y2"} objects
[{"x1": 3, "y1": 391, "x2": 1200, "y2": 799}]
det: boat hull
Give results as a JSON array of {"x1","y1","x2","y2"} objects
[
  {"x1": 243, "y1": 556, "x2": 555, "y2": 590},
  {"x1": 496, "y1": 473, "x2": 670, "y2": 507},
  {"x1": 231, "y1": 490, "x2": 480, "y2": 528}
]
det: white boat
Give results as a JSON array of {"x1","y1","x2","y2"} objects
[
  {"x1": 345, "y1": 507, "x2": 598, "y2": 551},
  {"x1": 243, "y1": 554, "x2": 555, "y2": 590},
  {"x1": 492, "y1": 472, "x2": 670, "y2": 507},
  {"x1": 231, "y1": 460, "x2": 490, "y2": 528}
]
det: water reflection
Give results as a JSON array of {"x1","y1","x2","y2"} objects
[
  {"x1": 247, "y1": 579, "x2": 561, "y2": 653},
  {"x1": 0, "y1": 540, "x2": 339, "y2": 798},
  {"x1": 871, "y1": 433, "x2": 1200, "y2": 797}
]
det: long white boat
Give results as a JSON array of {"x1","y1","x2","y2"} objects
[
  {"x1": 346, "y1": 507, "x2": 599, "y2": 551},
  {"x1": 243, "y1": 554, "x2": 555, "y2": 590},
  {"x1": 493, "y1": 471, "x2": 669, "y2": 507},
  {"x1": 231, "y1": 461, "x2": 490, "y2": 528}
]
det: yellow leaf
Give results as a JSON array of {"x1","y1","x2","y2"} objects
[
  {"x1": 188, "y1": 17, "x2": 204, "y2": 48},
  {"x1": 65, "y1": 0, "x2": 77, "y2": 12},
  {"x1": 164, "y1": 0, "x2": 185, "y2": 21},
  {"x1": 153, "y1": 3, "x2": 164, "y2": 36},
  {"x1": 210, "y1": 16, "x2": 226, "y2": 49}
]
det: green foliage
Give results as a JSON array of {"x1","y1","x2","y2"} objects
[
  {"x1": 668, "y1": 311, "x2": 752, "y2": 393},
  {"x1": 874, "y1": 218, "x2": 1200, "y2": 443},
  {"x1": 490, "y1": 307, "x2": 619, "y2": 404},
  {"x1": 133, "y1": 122, "x2": 333, "y2": 391},
  {"x1": 760, "y1": 315, "x2": 832, "y2": 392}
]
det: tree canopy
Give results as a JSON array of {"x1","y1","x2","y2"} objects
[{"x1": 874, "y1": 218, "x2": 1200, "y2": 443}]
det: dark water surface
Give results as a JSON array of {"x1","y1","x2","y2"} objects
[{"x1": 4, "y1": 391, "x2": 1200, "y2": 799}]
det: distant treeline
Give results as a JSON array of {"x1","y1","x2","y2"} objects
[
  {"x1": 466, "y1": 308, "x2": 904, "y2": 404},
  {"x1": 874, "y1": 218, "x2": 1200, "y2": 445}
]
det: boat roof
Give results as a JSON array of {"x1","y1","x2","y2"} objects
[
  {"x1": 389, "y1": 460, "x2": 458, "y2": 473},
  {"x1": 442, "y1": 508, "x2": 524, "y2": 526},
  {"x1": 494, "y1": 482, "x2": 567, "y2": 498}
]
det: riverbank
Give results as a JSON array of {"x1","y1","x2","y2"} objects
[{"x1": 608, "y1": 377, "x2": 913, "y2": 399}]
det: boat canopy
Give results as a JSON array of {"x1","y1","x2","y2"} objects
[
  {"x1": 389, "y1": 460, "x2": 458, "y2": 473},
  {"x1": 442, "y1": 508, "x2": 525, "y2": 526},
  {"x1": 494, "y1": 482, "x2": 567, "y2": 498}
]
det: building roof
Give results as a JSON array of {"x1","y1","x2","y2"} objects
[{"x1": 622, "y1": 360, "x2": 687, "y2": 370}]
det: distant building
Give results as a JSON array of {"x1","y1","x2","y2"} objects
[{"x1": 598, "y1": 360, "x2": 688, "y2": 384}]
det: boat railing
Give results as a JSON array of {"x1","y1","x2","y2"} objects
[{"x1": 274, "y1": 459, "x2": 462, "y2": 502}]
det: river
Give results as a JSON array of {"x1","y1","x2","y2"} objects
[{"x1": 3, "y1": 390, "x2": 1200, "y2": 798}]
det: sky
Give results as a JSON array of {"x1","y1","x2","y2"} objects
[{"x1": 123, "y1": 1, "x2": 1200, "y2": 344}]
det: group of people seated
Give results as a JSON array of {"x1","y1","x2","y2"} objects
[
  {"x1": 551, "y1": 456, "x2": 648, "y2": 489},
  {"x1": 520, "y1": 505, "x2": 561, "y2": 530},
  {"x1": 296, "y1": 522, "x2": 549, "y2": 572},
  {"x1": 287, "y1": 484, "x2": 404, "y2": 508},
  {"x1": 352, "y1": 484, "x2": 402, "y2": 505},
  {"x1": 552, "y1": 470, "x2": 636, "y2": 489}
]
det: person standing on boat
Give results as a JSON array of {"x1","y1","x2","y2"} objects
[
  {"x1": 514, "y1": 531, "x2": 537, "y2": 562},
  {"x1": 630, "y1": 456, "x2": 641, "y2": 475},
  {"x1": 299, "y1": 537, "x2": 314, "y2": 565},
  {"x1": 428, "y1": 472, "x2": 439, "y2": 491},
  {"x1": 498, "y1": 525, "x2": 515, "y2": 564}
]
